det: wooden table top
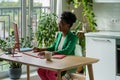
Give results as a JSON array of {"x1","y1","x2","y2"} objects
[{"x1": 0, "y1": 51, "x2": 99, "y2": 71}]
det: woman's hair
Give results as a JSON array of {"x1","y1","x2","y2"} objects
[{"x1": 61, "y1": 11, "x2": 77, "y2": 27}]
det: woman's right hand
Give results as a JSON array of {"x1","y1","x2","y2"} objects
[{"x1": 33, "y1": 47, "x2": 41, "y2": 52}]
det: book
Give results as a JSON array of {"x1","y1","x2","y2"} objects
[{"x1": 52, "y1": 54, "x2": 66, "y2": 59}]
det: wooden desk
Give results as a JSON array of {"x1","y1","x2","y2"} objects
[{"x1": 0, "y1": 52, "x2": 99, "y2": 80}]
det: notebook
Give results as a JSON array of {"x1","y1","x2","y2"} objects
[{"x1": 52, "y1": 54, "x2": 66, "y2": 59}]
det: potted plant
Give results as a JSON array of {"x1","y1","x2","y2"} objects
[
  {"x1": 8, "y1": 61, "x2": 22, "y2": 79},
  {"x1": 8, "y1": 31, "x2": 33, "y2": 79},
  {"x1": 0, "y1": 31, "x2": 33, "y2": 79},
  {"x1": 0, "y1": 36, "x2": 22, "y2": 79},
  {"x1": 36, "y1": 13, "x2": 58, "y2": 47},
  {"x1": 1, "y1": 31, "x2": 23, "y2": 79}
]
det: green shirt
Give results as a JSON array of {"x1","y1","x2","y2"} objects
[{"x1": 47, "y1": 30, "x2": 78, "y2": 55}]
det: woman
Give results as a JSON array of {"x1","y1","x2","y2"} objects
[{"x1": 33, "y1": 11, "x2": 78, "y2": 80}]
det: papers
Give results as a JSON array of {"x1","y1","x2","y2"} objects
[
  {"x1": 52, "y1": 54, "x2": 66, "y2": 59},
  {"x1": 23, "y1": 52, "x2": 66, "y2": 59},
  {"x1": 0, "y1": 53, "x2": 4, "y2": 56},
  {"x1": 22, "y1": 52, "x2": 41, "y2": 58}
]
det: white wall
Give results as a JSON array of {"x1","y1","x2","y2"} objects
[
  {"x1": 93, "y1": 3, "x2": 120, "y2": 31},
  {"x1": 93, "y1": 0, "x2": 120, "y2": 3}
]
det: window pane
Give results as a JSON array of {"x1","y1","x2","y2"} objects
[{"x1": 34, "y1": 0, "x2": 50, "y2": 7}]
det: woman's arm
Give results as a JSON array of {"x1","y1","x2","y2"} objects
[{"x1": 33, "y1": 47, "x2": 47, "y2": 52}]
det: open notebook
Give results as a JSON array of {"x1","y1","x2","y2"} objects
[{"x1": 52, "y1": 54, "x2": 66, "y2": 59}]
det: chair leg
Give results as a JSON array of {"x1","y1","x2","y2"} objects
[
  {"x1": 62, "y1": 73, "x2": 71, "y2": 80},
  {"x1": 70, "y1": 73, "x2": 86, "y2": 80}
]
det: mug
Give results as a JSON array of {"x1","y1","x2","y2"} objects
[{"x1": 45, "y1": 51, "x2": 52, "y2": 61}]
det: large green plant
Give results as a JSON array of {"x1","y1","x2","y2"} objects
[{"x1": 36, "y1": 13, "x2": 58, "y2": 47}]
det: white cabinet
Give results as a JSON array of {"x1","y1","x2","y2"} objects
[
  {"x1": 93, "y1": 0, "x2": 120, "y2": 3},
  {"x1": 116, "y1": 76, "x2": 120, "y2": 80},
  {"x1": 86, "y1": 37, "x2": 116, "y2": 80}
]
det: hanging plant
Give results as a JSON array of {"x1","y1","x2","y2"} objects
[
  {"x1": 66, "y1": 0, "x2": 97, "y2": 31},
  {"x1": 82, "y1": 0, "x2": 97, "y2": 31}
]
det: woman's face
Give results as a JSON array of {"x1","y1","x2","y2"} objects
[{"x1": 58, "y1": 19, "x2": 69, "y2": 32}]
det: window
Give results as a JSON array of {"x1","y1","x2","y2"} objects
[{"x1": 0, "y1": 0, "x2": 52, "y2": 78}]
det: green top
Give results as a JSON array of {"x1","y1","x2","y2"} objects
[{"x1": 47, "y1": 30, "x2": 78, "y2": 55}]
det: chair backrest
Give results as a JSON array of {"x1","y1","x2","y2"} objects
[
  {"x1": 74, "y1": 40, "x2": 82, "y2": 56},
  {"x1": 74, "y1": 40, "x2": 84, "y2": 74}
]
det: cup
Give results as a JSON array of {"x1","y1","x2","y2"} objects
[{"x1": 45, "y1": 51, "x2": 52, "y2": 61}]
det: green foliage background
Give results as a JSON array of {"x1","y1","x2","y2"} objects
[{"x1": 36, "y1": 13, "x2": 58, "y2": 47}]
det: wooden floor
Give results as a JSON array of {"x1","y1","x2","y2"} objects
[
  {"x1": 19, "y1": 75, "x2": 40, "y2": 80},
  {"x1": 2, "y1": 71, "x2": 86, "y2": 80}
]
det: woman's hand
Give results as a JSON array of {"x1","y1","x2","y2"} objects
[
  {"x1": 33, "y1": 47, "x2": 42, "y2": 52},
  {"x1": 52, "y1": 52, "x2": 57, "y2": 55},
  {"x1": 38, "y1": 51, "x2": 45, "y2": 56},
  {"x1": 33, "y1": 47, "x2": 47, "y2": 52}
]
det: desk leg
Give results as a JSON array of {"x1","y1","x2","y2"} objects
[
  {"x1": 87, "y1": 64, "x2": 94, "y2": 80},
  {"x1": 27, "y1": 65, "x2": 30, "y2": 80},
  {"x1": 57, "y1": 71, "x2": 62, "y2": 80}
]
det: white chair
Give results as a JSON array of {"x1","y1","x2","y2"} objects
[
  {"x1": 74, "y1": 42, "x2": 82, "y2": 56},
  {"x1": 71, "y1": 43, "x2": 85, "y2": 80},
  {"x1": 62, "y1": 42, "x2": 86, "y2": 80}
]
